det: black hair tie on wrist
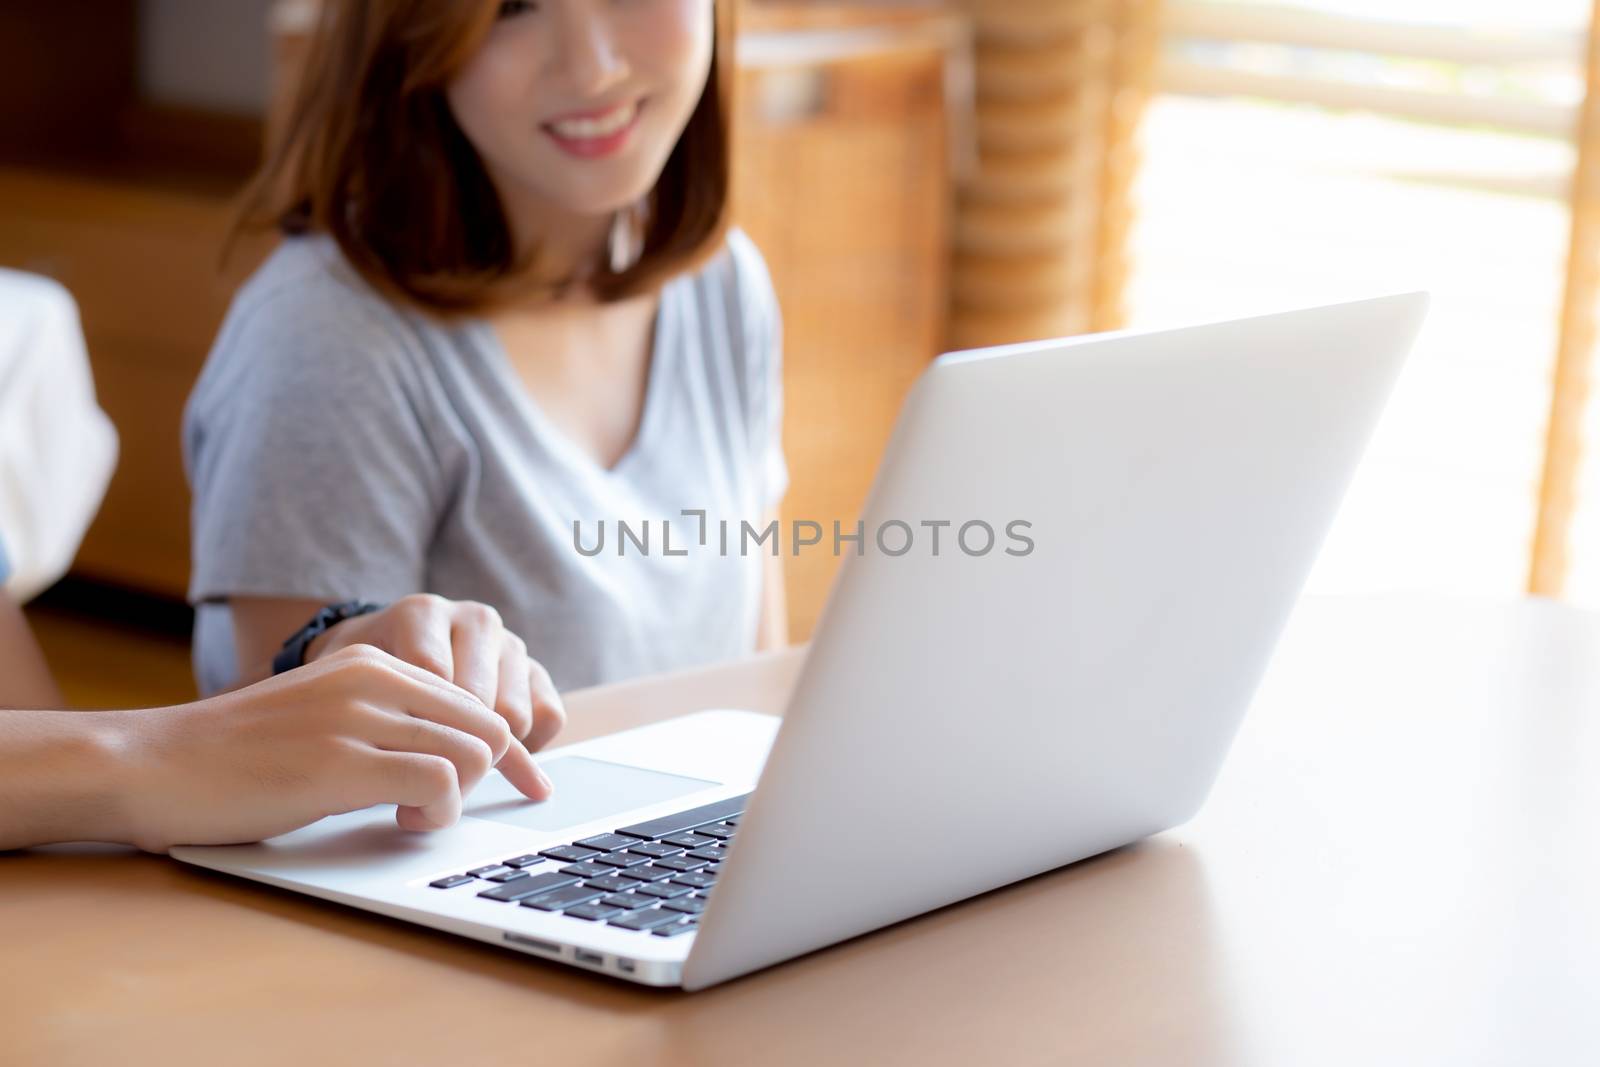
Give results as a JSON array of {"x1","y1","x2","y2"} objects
[{"x1": 271, "y1": 600, "x2": 387, "y2": 676}]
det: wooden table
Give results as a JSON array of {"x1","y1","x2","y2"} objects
[{"x1": 5, "y1": 595, "x2": 1597, "y2": 1065}]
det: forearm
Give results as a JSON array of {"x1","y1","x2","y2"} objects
[
  {"x1": 228, "y1": 595, "x2": 328, "y2": 691},
  {"x1": 0, "y1": 709, "x2": 134, "y2": 850}
]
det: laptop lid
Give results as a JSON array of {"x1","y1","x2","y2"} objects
[{"x1": 683, "y1": 292, "x2": 1429, "y2": 989}]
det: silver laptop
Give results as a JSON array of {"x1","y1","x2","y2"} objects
[{"x1": 173, "y1": 292, "x2": 1429, "y2": 989}]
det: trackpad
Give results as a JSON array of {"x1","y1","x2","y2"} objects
[{"x1": 465, "y1": 756, "x2": 718, "y2": 832}]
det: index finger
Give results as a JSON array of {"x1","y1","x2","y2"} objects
[{"x1": 495, "y1": 737, "x2": 554, "y2": 802}]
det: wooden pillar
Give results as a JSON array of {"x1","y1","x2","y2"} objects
[
  {"x1": 1530, "y1": 0, "x2": 1600, "y2": 596},
  {"x1": 948, "y1": 0, "x2": 1161, "y2": 350},
  {"x1": 1093, "y1": 0, "x2": 1162, "y2": 332}
]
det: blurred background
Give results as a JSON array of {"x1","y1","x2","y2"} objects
[{"x1": 6, "y1": 0, "x2": 1600, "y2": 706}]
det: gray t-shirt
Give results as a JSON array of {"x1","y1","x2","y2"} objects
[{"x1": 185, "y1": 231, "x2": 787, "y2": 695}]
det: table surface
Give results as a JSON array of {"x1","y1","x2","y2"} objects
[{"x1": 5, "y1": 595, "x2": 1597, "y2": 1066}]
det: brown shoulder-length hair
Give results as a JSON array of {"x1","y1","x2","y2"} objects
[{"x1": 234, "y1": 0, "x2": 736, "y2": 316}]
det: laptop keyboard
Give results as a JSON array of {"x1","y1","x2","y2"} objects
[{"x1": 427, "y1": 793, "x2": 749, "y2": 939}]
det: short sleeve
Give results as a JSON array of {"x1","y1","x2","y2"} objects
[
  {"x1": 183, "y1": 260, "x2": 446, "y2": 608},
  {"x1": 0, "y1": 269, "x2": 119, "y2": 602},
  {"x1": 726, "y1": 230, "x2": 789, "y2": 512}
]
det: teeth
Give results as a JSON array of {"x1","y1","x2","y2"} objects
[{"x1": 551, "y1": 103, "x2": 637, "y2": 140}]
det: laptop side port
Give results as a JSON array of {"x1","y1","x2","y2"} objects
[
  {"x1": 503, "y1": 933, "x2": 561, "y2": 955},
  {"x1": 616, "y1": 958, "x2": 638, "y2": 974},
  {"x1": 574, "y1": 950, "x2": 605, "y2": 967}
]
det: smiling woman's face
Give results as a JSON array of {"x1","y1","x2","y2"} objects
[{"x1": 447, "y1": 0, "x2": 715, "y2": 227}]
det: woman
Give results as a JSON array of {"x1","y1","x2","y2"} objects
[{"x1": 186, "y1": 0, "x2": 789, "y2": 697}]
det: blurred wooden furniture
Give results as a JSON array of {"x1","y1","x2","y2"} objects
[
  {"x1": 25, "y1": 586, "x2": 198, "y2": 709},
  {"x1": 1, "y1": 1, "x2": 961, "y2": 646},
  {"x1": 0, "y1": 4, "x2": 264, "y2": 596},
  {"x1": 7, "y1": 595, "x2": 1598, "y2": 1063},
  {"x1": 0, "y1": 171, "x2": 259, "y2": 595}
]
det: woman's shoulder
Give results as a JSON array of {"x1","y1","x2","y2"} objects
[
  {"x1": 227, "y1": 234, "x2": 407, "y2": 340},
  {"x1": 719, "y1": 226, "x2": 770, "y2": 281},
  {"x1": 204, "y1": 235, "x2": 434, "y2": 387},
  {"x1": 682, "y1": 227, "x2": 779, "y2": 356},
  {"x1": 189, "y1": 235, "x2": 442, "y2": 432},
  {"x1": 674, "y1": 229, "x2": 783, "y2": 434},
  {"x1": 700, "y1": 227, "x2": 776, "y2": 313}
]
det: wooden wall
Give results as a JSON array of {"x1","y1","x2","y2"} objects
[{"x1": 735, "y1": 3, "x2": 960, "y2": 636}]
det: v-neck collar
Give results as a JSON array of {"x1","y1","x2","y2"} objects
[{"x1": 474, "y1": 283, "x2": 677, "y2": 480}]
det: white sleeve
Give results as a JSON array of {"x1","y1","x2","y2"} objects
[{"x1": 0, "y1": 270, "x2": 119, "y2": 602}]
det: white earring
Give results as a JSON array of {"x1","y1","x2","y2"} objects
[{"x1": 609, "y1": 201, "x2": 645, "y2": 273}]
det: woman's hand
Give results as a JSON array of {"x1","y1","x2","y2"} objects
[
  {"x1": 305, "y1": 595, "x2": 566, "y2": 777},
  {"x1": 115, "y1": 644, "x2": 554, "y2": 852}
]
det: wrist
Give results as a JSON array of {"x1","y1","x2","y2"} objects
[
  {"x1": 97, "y1": 708, "x2": 171, "y2": 852},
  {"x1": 0, "y1": 709, "x2": 144, "y2": 850},
  {"x1": 275, "y1": 600, "x2": 385, "y2": 674},
  {"x1": 303, "y1": 621, "x2": 341, "y2": 664}
]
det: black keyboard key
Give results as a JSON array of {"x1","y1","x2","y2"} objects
[
  {"x1": 428, "y1": 874, "x2": 475, "y2": 889},
  {"x1": 518, "y1": 885, "x2": 606, "y2": 912},
  {"x1": 627, "y1": 841, "x2": 686, "y2": 859},
  {"x1": 694, "y1": 824, "x2": 737, "y2": 840},
  {"x1": 601, "y1": 892, "x2": 657, "y2": 910},
  {"x1": 592, "y1": 853, "x2": 649, "y2": 869},
  {"x1": 723, "y1": 815, "x2": 740, "y2": 826},
  {"x1": 659, "y1": 832, "x2": 717, "y2": 849},
  {"x1": 574, "y1": 833, "x2": 640, "y2": 852},
  {"x1": 652, "y1": 920, "x2": 699, "y2": 938},
  {"x1": 502, "y1": 854, "x2": 546, "y2": 869},
  {"x1": 618, "y1": 864, "x2": 679, "y2": 883},
  {"x1": 477, "y1": 872, "x2": 579, "y2": 902},
  {"x1": 685, "y1": 847, "x2": 725, "y2": 862},
  {"x1": 468, "y1": 865, "x2": 515, "y2": 878},
  {"x1": 559, "y1": 862, "x2": 613, "y2": 878},
  {"x1": 670, "y1": 871, "x2": 717, "y2": 889},
  {"x1": 608, "y1": 908, "x2": 684, "y2": 932},
  {"x1": 483, "y1": 868, "x2": 532, "y2": 883},
  {"x1": 662, "y1": 897, "x2": 706, "y2": 915},
  {"x1": 653, "y1": 855, "x2": 709, "y2": 873},
  {"x1": 539, "y1": 845, "x2": 601, "y2": 863},
  {"x1": 583, "y1": 875, "x2": 639, "y2": 893},
  {"x1": 564, "y1": 903, "x2": 626, "y2": 922},
  {"x1": 614, "y1": 794, "x2": 751, "y2": 841},
  {"x1": 634, "y1": 882, "x2": 692, "y2": 900}
]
